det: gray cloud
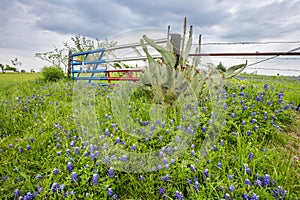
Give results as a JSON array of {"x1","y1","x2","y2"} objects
[{"x1": 0, "y1": 0, "x2": 299, "y2": 74}]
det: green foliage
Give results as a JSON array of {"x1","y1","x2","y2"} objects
[
  {"x1": 35, "y1": 35, "x2": 117, "y2": 72},
  {"x1": 41, "y1": 66, "x2": 65, "y2": 82},
  {"x1": 0, "y1": 78, "x2": 299, "y2": 199}
]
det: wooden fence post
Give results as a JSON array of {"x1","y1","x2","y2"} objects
[
  {"x1": 68, "y1": 51, "x2": 72, "y2": 78},
  {"x1": 170, "y1": 33, "x2": 181, "y2": 69}
]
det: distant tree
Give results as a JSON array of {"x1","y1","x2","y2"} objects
[
  {"x1": 0, "y1": 63, "x2": 4, "y2": 73},
  {"x1": 11, "y1": 57, "x2": 22, "y2": 72},
  {"x1": 35, "y1": 35, "x2": 117, "y2": 72},
  {"x1": 21, "y1": 69, "x2": 26, "y2": 73}
]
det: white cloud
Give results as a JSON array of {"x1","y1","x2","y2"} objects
[{"x1": 0, "y1": 0, "x2": 299, "y2": 75}]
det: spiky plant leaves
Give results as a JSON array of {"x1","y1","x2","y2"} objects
[
  {"x1": 142, "y1": 35, "x2": 176, "y2": 68},
  {"x1": 225, "y1": 61, "x2": 247, "y2": 78}
]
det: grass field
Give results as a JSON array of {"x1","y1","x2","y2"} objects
[
  {"x1": 0, "y1": 73, "x2": 42, "y2": 85},
  {"x1": 0, "y1": 73, "x2": 299, "y2": 199}
]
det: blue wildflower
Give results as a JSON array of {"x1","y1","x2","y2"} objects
[
  {"x1": 228, "y1": 174, "x2": 233, "y2": 180},
  {"x1": 108, "y1": 168, "x2": 114, "y2": 178},
  {"x1": 228, "y1": 185, "x2": 234, "y2": 192},
  {"x1": 174, "y1": 190, "x2": 184, "y2": 200},
  {"x1": 67, "y1": 162, "x2": 74, "y2": 172},
  {"x1": 224, "y1": 193, "x2": 231, "y2": 200},
  {"x1": 71, "y1": 172, "x2": 78, "y2": 182},
  {"x1": 36, "y1": 174, "x2": 42, "y2": 180},
  {"x1": 92, "y1": 173, "x2": 99, "y2": 186},
  {"x1": 14, "y1": 189, "x2": 21, "y2": 198},
  {"x1": 51, "y1": 182, "x2": 58, "y2": 192},
  {"x1": 203, "y1": 169, "x2": 209, "y2": 177},
  {"x1": 107, "y1": 188, "x2": 113, "y2": 196},
  {"x1": 53, "y1": 168, "x2": 59, "y2": 175},
  {"x1": 242, "y1": 193, "x2": 248, "y2": 200},
  {"x1": 244, "y1": 179, "x2": 251, "y2": 186},
  {"x1": 202, "y1": 126, "x2": 206, "y2": 132},
  {"x1": 248, "y1": 152, "x2": 254, "y2": 160}
]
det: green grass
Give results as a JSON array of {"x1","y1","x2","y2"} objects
[
  {"x1": 0, "y1": 73, "x2": 42, "y2": 85},
  {"x1": 0, "y1": 74, "x2": 299, "y2": 199}
]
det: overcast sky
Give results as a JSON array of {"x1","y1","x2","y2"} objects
[{"x1": 1, "y1": 0, "x2": 300, "y2": 75}]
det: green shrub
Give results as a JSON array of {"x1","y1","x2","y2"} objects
[{"x1": 41, "y1": 66, "x2": 64, "y2": 81}]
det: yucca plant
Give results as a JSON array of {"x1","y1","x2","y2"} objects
[{"x1": 140, "y1": 18, "x2": 247, "y2": 104}]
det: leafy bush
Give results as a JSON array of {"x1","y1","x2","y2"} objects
[{"x1": 41, "y1": 66, "x2": 64, "y2": 82}]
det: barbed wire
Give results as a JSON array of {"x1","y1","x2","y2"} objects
[{"x1": 197, "y1": 41, "x2": 300, "y2": 45}]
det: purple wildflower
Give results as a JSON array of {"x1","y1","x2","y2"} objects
[
  {"x1": 203, "y1": 169, "x2": 209, "y2": 177},
  {"x1": 108, "y1": 168, "x2": 114, "y2": 178},
  {"x1": 36, "y1": 174, "x2": 42, "y2": 180},
  {"x1": 67, "y1": 162, "x2": 74, "y2": 172},
  {"x1": 71, "y1": 172, "x2": 78, "y2": 182},
  {"x1": 174, "y1": 190, "x2": 184, "y2": 200},
  {"x1": 53, "y1": 168, "x2": 59, "y2": 175},
  {"x1": 248, "y1": 153, "x2": 254, "y2": 160},
  {"x1": 14, "y1": 189, "x2": 22, "y2": 198},
  {"x1": 92, "y1": 173, "x2": 99, "y2": 186},
  {"x1": 51, "y1": 182, "x2": 58, "y2": 192},
  {"x1": 228, "y1": 174, "x2": 233, "y2": 180},
  {"x1": 244, "y1": 179, "x2": 251, "y2": 186},
  {"x1": 202, "y1": 126, "x2": 206, "y2": 132},
  {"x1": 228, "y1": 185, "x2": 234, "y2": 192},
  {"x1": 107, "y1": 188, "x2": 113, "y2": 196}
]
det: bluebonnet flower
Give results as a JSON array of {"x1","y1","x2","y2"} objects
[
  {"x1": 26, "y1": 145, "x2": 31, "y2": 150},
  {"x1": 220, "y1": 140, "x2": 225, "y2": 146},
  {"x1": 224, "y1": 193, "x2": 231, "y2": 200},
  {"x1": 166, "y1": 129, "x2": 169, "y2": 134},
  {"x1": 75, "y1": 147, "x2": 80, "y2": 155},
  {"x1": 53, "y1": 168, "x2": 59, "y2": 175},
  {"x1": 228, "y1": 185, "x2": 234, "y2": 192},
  {"x1": 244, "y1": 179, "x2": 251, "y2": 186},
  {"x1": 9, "y1": 144, "x2": 13, "y2": 148},
  {"x1": 157, "y1": 164, "x2": 162, "y2": 170},
  {"x1": 248, "y1": 153, "x2": 254, "y2": 160},
  {"x1": 242, "y1": 121, "x2": 246, "y2": 125},
  {"x1": 23, "y1": 192, "x2": 34, "y2": 200},
  {"x1": 247, "y1": 130, "x2": 251, "y2": 136},
  {"x1": 59, "y1": 184, "x2": 65, "y2": 191},
  {"x1": 231, "y1": 113, "x2": 236, "y2": 118},
  {"x1": 262, "y1": 174, "x2": 271, "y2": 186},
  {"x1": 253, "y1": 125, "x2": 259, "y2": 131},
  {"x1": 254, "y1": 179, "x2": 261, "y2": 187},
  {"x1": 242, "y1": 193, "x2": 248, "y2": 200},
  {"x1": 83, "y1": 151, "x2": 89, "y2": 156},
  {"x1": 165, "y1": 174, "x2": 170, "y2": 182},
  {"x1": 251, "y1": 119, "x2": 257, "y2": 124},
  {"x1": 217, "y1": 162, "x2": 222, "y2": 168},
  {"x1": 174, "y1": 190, "x2": 184, "y2": 200},
  {"x1": 159, "y1": 187, "x2": 165, "y2": 195},
  {"x1": 202, "y1": 126, "x2": 206, "y2": 132},
  {"x1": 165, "y1": 164, "x2": 170, "y2": 170},
  {"x1": 14, "y1": 189, "x2": 22, "y2": 198},
  {"x1": 228, "y1": 174, "x2": 233, "y2": 180},
  {"x1": 139, "y1": 175, "x2": 144, "y2": 181},
  {"x1": 89, "y1": 153, "x2": 95, "y2": 160},
  {"x1": 249, "y1": 193, "x2": 259, "y2": 200},
  {"x1": 30, "y1": 137, "x2": 34, "y2": 142},
  {"x1": 71, "y1": 172, "x2": 78, "y2": 182},
  {"x1": 190, "y1": 150, "x2": 195, "y2": 156},
  {"x1": 36, "y1": 174, "x2": 42, "y2": 180},
  {"x1": 131, "y1": 144, "x2": 136, "y2": 151},
  {"x1": 107, "y1": 188, "x2": 113, "y2": 196},
  {"x1": 108, "y1": 168, "x2": 114, "y2": 178},
  {"x1": 193, "y1": 181, "x2": 200, "y2": 192},
  {"x1": 92, "y1": 173, "x2": 99, "y2": 186},
  {"x1": 56, "y1": 143, "x2": 61, "y2": 148},
  {"x1": 170, "y1": 159, "x2": 175, "y2": 164},
  {"x1": 51, "y1": 182, "x2": 58, "y2": 192},
  {"x1": 104, "y1": 156, "x2": 110, "y2": 164},
  {"x1": 67, "y1": 162, "x2": 74, "y2": 172},
  {"x1": 190, "y1": 165, "x2": 196, "y2": 173},
  {"x1": 213, "y1": 145, "x2": 218, "y2": 151},
  {"x1": 203, "y1": 169, "x2": 209, "y2": 177}
]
